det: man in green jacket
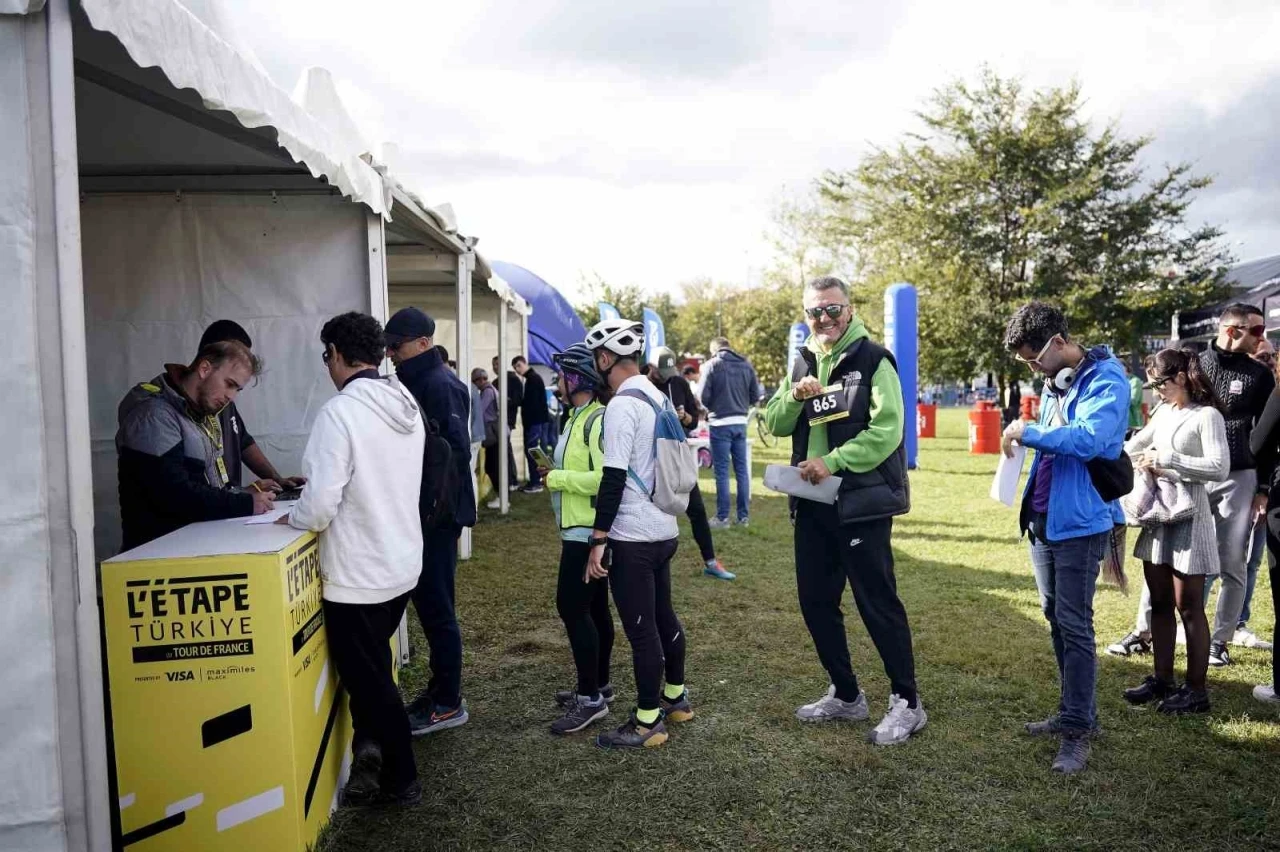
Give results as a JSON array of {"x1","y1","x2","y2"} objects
[{"x1": 764, "y1": 275, "x2": 925, "y2": 746}]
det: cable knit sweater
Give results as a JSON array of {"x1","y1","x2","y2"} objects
[{"x1": 1198, "y1": 343, "x2": 1274, "y2": 472}]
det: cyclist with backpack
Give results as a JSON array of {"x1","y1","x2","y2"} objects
[
  {"x1": 585, "y1": 318, "x2": 699, "y2": 749},
  {"x1": 384, "y1": 307, "x2": 476, "y2": 737},
  {"x1": 539, "y1": 344, "x2": 616, "y2": 735}
]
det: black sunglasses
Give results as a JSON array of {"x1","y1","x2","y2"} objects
[
  {"x1": 1144, "y1": 376, "x2": 1172, "y2": 390},
  {"x1": 805, "y1": 304, "x2": 847, "y2": 320}
]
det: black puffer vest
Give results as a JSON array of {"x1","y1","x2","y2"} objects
[{"x1": 790, "y1": 339, "x2": 910, "y2": 525}]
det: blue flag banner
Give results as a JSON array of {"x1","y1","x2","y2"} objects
[
  {"x1": 884, "y1": 283, "x2": 919, "y2": 470},
  {"x1": 598, "y1": 302, "x2": 621, "y2": 321},
  {"x1": 642, "y1": 307, "x2": 666, "y2": 363},
  {"x1": 786, "y1": 322, "x2": 810, "y2": 377}
]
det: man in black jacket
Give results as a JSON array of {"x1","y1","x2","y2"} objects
[
  {"x1": 493, "y1": 355, "x2": 523, "y2": 490},
  {"x1": 116, "y1": 341, "x2": 275, "y2": 550},
  {"x1": 514, "y1": 356, "x2": 554, "y2": 493},
  {"x1": 385, "y1": 307, "x2": 476, "y2": 736}
]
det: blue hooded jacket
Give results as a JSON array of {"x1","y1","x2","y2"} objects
[{"x1": 1020, "y1": 347, "x2": 1128, "y2": 542}]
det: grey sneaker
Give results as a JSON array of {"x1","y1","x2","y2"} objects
[
  {"x1": 708, "y1": 517, "x2": 731, "y2": 530},
  {"x1": 736, "y1": 516, "x2": 749, "y2": 527},
  {"x1": 550, "y1": 694, "x2": 609, "y2": 735},
  {"x1": 868, "y1": 694, "x2": 927, "y2": 745},
  {"x1": 796, "y1": 685, "x2": 869, "y2": 723},
  {"x1": 1233, "y1": 628, "x2": 1274, "y2": 650},
  {"x1": 408, "y1": 697, "x2": 469, "y2": 736},
  {"x1": 1253, "y1": 684, "x2": 1280, "y2": 706},
  {"x1": 595, "y1": 711, "x2": 669, "y2": 749},
  {"x1": 556, "y1": 683, "x2": 615, "y2": 709},
  {"x1": 1051, "y1": 733, "x2": 1090, "y2": 775}
]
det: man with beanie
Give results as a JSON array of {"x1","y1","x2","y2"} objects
[
  {"x1": 764, "y1": 277, "x2": 925, "y2": 748},
  {"x1": 199, "y1": 320, "x2": 305, "y2": 492},
  {"x1": 384, "y1": 307, "x2": 476, "y2": 736}
]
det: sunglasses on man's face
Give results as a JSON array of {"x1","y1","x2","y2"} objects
[
  {"x1": 1016, "y1": 335, "x2": 1059, "y2": 370},
  {"x1": 805, "y1": 304, "x2": 847, "y2": 320},
  {"x1": 1226, "y1": 323, "x2": 1266, "y2": 338}
]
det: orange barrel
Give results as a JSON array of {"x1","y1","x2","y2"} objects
[
  {"x1": 968, "y1": 401, "x2": 1002, "y2": 454},
  {"x1": 1021, "y1": 395, "x2": 1040, "y2": 422},
  {"x1": 917, "y1": 403, "x2": 937, "y2": 439}
]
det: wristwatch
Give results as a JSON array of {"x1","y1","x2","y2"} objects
[{"x1": 589, "y1": 536, "x2": 608, "y2": 548}]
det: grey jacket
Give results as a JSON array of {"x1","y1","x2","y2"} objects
[{"x1": 699, "y1": 349, "x2": 762, "y2": 424}]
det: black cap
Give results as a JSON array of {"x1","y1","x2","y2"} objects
[
  {"x1": 200, "y1": 319, "x2": 252, "y2": 349},
  {"x1": 655, "y1": 350, "x2": 678, "y2": 380},
  {"x1": 384, "y1": 307, "x2": 436, "y2": 344}
]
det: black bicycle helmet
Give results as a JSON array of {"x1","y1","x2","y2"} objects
[{"x1": 553, "y1": 342, "x2": 602, "y2": 385}]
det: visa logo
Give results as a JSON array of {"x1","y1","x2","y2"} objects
[{"x1": 166, "y1": 670, "x2": 195, "y2": 682}]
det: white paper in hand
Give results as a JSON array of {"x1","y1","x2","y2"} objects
[
  {"x1": 244, "y1": 501, "x2": 297, "y2": 525},
  {"x1": 990, "y1": 446, "x2": 1027, "y2": 507},
  {"x1": 764, "y1": 464, "x2": 842, "y2": 504}
]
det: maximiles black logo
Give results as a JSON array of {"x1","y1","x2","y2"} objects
[{"x1": 126, "y1": 573, "x2": 254, "y2": 664}]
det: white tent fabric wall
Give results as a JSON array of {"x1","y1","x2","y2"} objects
[
  {"x1": 82, "y1": 193, "x2": 370, "y2": 560},
  {"x1": 2, "y1": 8, "x2": 105, "y2": 851}
]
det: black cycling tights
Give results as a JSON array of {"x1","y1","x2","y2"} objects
[
  {"x1": 608, "y1": 538, "x2": 685, "y2": 711},
  {"x1": 556, "y1": 540, "x2": 614, "y2": 697}
]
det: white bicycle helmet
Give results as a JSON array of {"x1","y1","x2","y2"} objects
[{"x1": 585, "y1": 318, "x2": 645, "y2": 357}]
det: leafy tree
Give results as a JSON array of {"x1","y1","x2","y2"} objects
[{"x1": 819, "y1": 68, "x2": 1231, "y2": 394}]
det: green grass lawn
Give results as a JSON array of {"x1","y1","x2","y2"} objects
[{"x1": 319, "y1": 408, "x2": 1279, "y2": 851}]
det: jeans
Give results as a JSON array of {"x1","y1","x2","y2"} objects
[
  {"x1": 794, "y1": 501, "x2": 917, "y2": 704},
  {"x1": 1205, "y1": 517, "x2": 1265, "y2": 626},
  {"x1": 1029, "y1": 529, "x2": 1107, "y2": 734},
  {"x1": 710, "y1": 423, "x2": 750, "y2": 522},
  {"x1": 410, "y1": 527, "x2": 462, "y2": 708},
  {"x1": 324, "y1": 593, "x2": 415, "y2": 790},
  {"x1": 523, "y1": 422, "x2": 557, "y2": 487}
]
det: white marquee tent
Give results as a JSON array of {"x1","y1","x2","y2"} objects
[{"x1": 2, "y1": 2, "x2": 526, "y2": 849}]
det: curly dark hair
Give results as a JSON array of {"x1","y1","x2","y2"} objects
[
  {"x1": 320, "y1": 312, "x2": 385, "y2": 367},
  {"x1": 1004, "y1": 301, "x2": 1069, "y2": 353}
]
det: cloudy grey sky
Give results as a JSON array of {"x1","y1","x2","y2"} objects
[{"x1": 212, "y1": 0, "x2": 1280, "y2": 302}]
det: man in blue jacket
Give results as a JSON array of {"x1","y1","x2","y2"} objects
[
  {"x1": 1001, "y1": 302, "x2": 1128, "y2": 776},
  {"x1": 700, "y1": 337, "x2": 763, "y2": 527},
  {"x1": 384, "y1": 307, "x2": 476, "y2": 737}
]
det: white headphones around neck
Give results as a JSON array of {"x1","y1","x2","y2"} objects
[{"x1": 1048, "y1": 366, "x2": 1078, "y2": 393}]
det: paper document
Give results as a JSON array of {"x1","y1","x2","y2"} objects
[
  {"x1": 244, "y1": 501, "x2": 297, "y2": 525},
  {"x1": 763, "y1": 464, "x2": 842, "y2": 505},
  {"x1": 990, "y1": 446, "x2": 1027, "y2": 507}
]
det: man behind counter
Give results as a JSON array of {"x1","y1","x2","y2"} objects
[
  {"x1": 199, "y1": 320, "x2": 306, "y2": 493},
  {"x1": 116, "y1": 340, "x2": 275, "y2": 550}
]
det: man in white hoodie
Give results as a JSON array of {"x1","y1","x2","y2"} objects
[{"x1": 281, "y1": 312, "x2": 426, "y2": 807}]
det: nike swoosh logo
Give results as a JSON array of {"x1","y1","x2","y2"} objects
[
  {"x1": 430, "y1": 709, "x2": 460, "y2": 723},
  {"x1": 849, "y1": 538, "x2": 863, "y2": 548}
]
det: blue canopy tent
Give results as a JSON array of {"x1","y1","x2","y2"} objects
[{"x1": 492, "y1": 261, "x2": 588, "y2": 366}]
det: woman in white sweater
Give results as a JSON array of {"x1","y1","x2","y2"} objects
[{"x1": 1122, "y1": 348, "x2": 1229, "y2": 714}]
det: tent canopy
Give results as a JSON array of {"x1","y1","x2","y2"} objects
[
  {"x1": 1174, "y1": 253, "x2": 1280, "y2": 340},
  {"x1": 491, "y1": 261, "x2": 585, "y2": 366}
]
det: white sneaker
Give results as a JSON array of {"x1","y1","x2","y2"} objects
[
  {"x1": 796, "y1": 685, "x2": 869, "y2": 722},
  {"x1": 1254, "y1": 685, "x2": 1280, "y2": 706},
  {"x1": 486, "y1": 498, "x2": 500, "y2": 509},
  {"x1": 1233, "y1": 628, "x2": 1274, "y2": 650},
  {"x1": 1176, "y1": 624, "x2": 1186, "y2": 646},
  {"x1": 868, "y1": 694, "x2": 927, "y2": 746}
]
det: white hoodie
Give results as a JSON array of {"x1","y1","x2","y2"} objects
[{"x1": 288, "y1": 375, "x2": 425, "y2": 604}]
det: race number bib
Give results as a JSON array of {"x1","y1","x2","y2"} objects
[{"x1": 805, "y1": 383, "x2": 852, "y2": 426}]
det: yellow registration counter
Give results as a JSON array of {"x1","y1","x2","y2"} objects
[{"x1": 102, "y1": 516, "x2": 351, "y2": 851}]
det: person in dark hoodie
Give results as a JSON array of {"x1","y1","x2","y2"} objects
[
  {"x1": 645, "y1": 349, "x2": 735, "y2": 581},
  {"x1": 198, "y1": 320, "x2": 305, "y2": 493},
  {"x1": 514, "y1": 355, "x2": 554, "y2": 493},
  {"x1": 494, "y1": 355, "x2": 524, "y2": 489},
  {"x1": 764, "y1": 276, "x2": 924, "y2": 748},
  {"x1": 700, "y1": 337, "x2": 763, "y2": 527},
  {"x1": 384, "y1": 307, "x2": 476, "y2": 737},
  {"x1": 116, "y1": 340, "x2": 275, "y2": 550}
]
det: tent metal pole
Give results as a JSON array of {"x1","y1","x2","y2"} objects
[
  {"x1": 457, "y1": 252, "x2": 474, "y2": 558},
  {"x1": 50, "y1": 2, "x2": 112, "y2": 849},
  {"x1": 499, "y1": 297, "x2": 509, "y2": 515}
]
